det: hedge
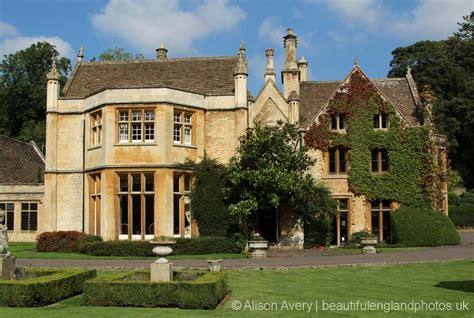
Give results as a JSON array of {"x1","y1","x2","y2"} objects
[
  {"x1": 392, "y1": 205, "x2": 460, "y2": 247},
  {"x1": 0, "y1": 268, "x2": 96, "y2": 307},
  {"x1": 37, "y1": 231, "x2": 102, "y2": 253},
  {"x1": 79, "y1": 237, "x2": 242, "y2": 257},
  {"x1": 449, "y1": 205, "x2": 474, "y2": 228},
  {"x1": 83, "y1": 270, "x2": 227, "y2": 309}
]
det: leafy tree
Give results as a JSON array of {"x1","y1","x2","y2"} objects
[
  {"x1": 224, "y1": 122, "x2": 336, "y2": 245},
  {"x1": 388, "y1": 12, "x2": 474, "y2": 188},
  {"x1": 183, "y1": 154, "x2": 236, "y2": 237},
  {"x1": 0, "y1": 42, "x2": 70, "y2": 149},
  {"x1": 98, "y1": 47, "x2": 144, "y2": 61}
]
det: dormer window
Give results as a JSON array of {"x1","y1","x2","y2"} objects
[
  {"x1": 373, "y1": 113, "x2": 389, "y2": 129},
  {"x1": 330, "y1": 114, "x2": 346, "y2": 131}
]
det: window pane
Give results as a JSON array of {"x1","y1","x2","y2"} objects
[
  {"x1": 30, "y1": 203, "x2": 37, "y2": 211},
  {"x1": 371, "y1": 150, "x2": 378, "y2": 173},
  {"x1": 371, "y1": 200, "x2": 381, "y2": 212},
  {"x1": 145, "y1": 110, "x2": 154, "y2": 121},
  {"x1": 381, "y1": 149, "x2": 389, "y2": 172},
  {"x1": 0, "y1": 203, "x2": 4, "y2": 210},
  {"x1": 21, "y1": 212, "x2": 29, "y2": 231},
  {"x1": 119, "y1": 195, "x2": 128, "y2": 235},
  {"x1": 339, "y1": 114, "x2": 346, "y2": 130},
  {"x1": 132, "y1": 123, "x2": 142, "y2": 141},
  {"x1": 371, "y1": 211, "x2": 379, "y2": 235},
  {"x1": 145, "y1": 173, "x2": 154, "y2": 192},
  {"x1": 174, "y1": 112, "x2": 181, "y2": 123},
  {"x1": 119, "y1": 111, "x2": 128, "y2": 122},
  {"x1": 184, "y1": 126, "x2": 191, "y2": 145},
  {"x1": 173, "y1": 195, "x2": 180, "y2": 235},
  {"x1": 145, "y1": 123, "x2": 154, "y2": 141},
  {"x1": 173, "y1": 125, "x2": 181, "y2": 143},
  {"x1": 7, "y1": 212, "x2": 14, "y2": 230},
  {"x1": 373, "y1": 114, "x2": 380, "y2": 128},
  {"x1": 184, "y1": 175, "x2": 191, "y2": 192},
  {"x1": 173, "y1": 174, "x2": 181, "y2": 193},
  {"x1": 132, "y1": 174, "x2": 141, "y2": 192},
  {"x1": 119, "y1": 174, "x2": 128, "y2": 192},
  {"x1": 145, "y1": 195, "x2": 154, "y2": 235},
  {"x1": 331, "y1": 115, "x2": 337, "y2": 130},
  {"x1": 119, "y1": 123, "x2": 129, "y2": 142},
  {"x1": 382, "y1": 200, "x2": 391, "y2": 210},
  {"x1": 132, "y1": 195, "x2": 141, "y2": 235},
  {"x1": 184, "y1": 114, "x2": 192, "y2": 124},
  {"x1": 329, "y1": 148, "x2": 337, "y2": 173},
  {"x1": 6, "y1": 203, "x2": 13, "y2": 211},
  {"x1": 132, "y1": 111, "x2": 141, "y2": 122},
  {"x1": 339, "y1": 148, "x2": 346, "y2": 173},
  {"x1": 338, "y1": 199, "x2": 349, "y2": 211},
  {"x1": 381, "y1": 113, "x2": 388, "y2": 128},
  {"x1": 21, "y1": 203, "x2": 28, "y2": 211},
  {"x1": 29, "y1": 212, "x2": 37, "y2": 231}
]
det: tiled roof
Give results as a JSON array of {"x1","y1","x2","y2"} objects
[
  {"x1": 63, "y1": 56, "x2": 238, "y2": 98},
  {"x1": 0, "y1": 136, "x2": 45, "y2": 184},
  {"x1": 299, "y1": 77, "x2": 421, "y2": 128}
]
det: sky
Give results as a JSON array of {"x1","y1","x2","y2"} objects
[{"x1": 0, "y1": 0, "x2": 471, "y2": 94}]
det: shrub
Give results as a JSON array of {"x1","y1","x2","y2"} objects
[
  {"x1": 449, "y1": 205, "x2": 474, "y2": 228},
  {"x1": 392, "y1": 205, "x2": 460, "y2": 247},
  {"x1": 79, "y1": 236, "x2": 242, "y2": 257},
  {"x1": 83, "y1": 270, "x2": 227, "y2": 309},
  {"x1": 0, "y1": 268, "x2": 96, "y2": 307},
  {"x1": 37, "y1": 231, "x2": 102, "y2": 253},
  {"x1": 348, "y1": 229, "x2": 375, "y2": 245}
]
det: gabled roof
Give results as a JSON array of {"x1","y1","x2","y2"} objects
[
  {"x1": 299, "y1": 67, "x2": 422, "y2": 128},
  {"x1": 62, "y1": 56, "x2": 238, "y2": 99},
  {"x1": 0, "y1": 136, "x2": 45, "y2": 184}
]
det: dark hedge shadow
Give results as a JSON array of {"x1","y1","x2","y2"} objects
[{"x1": 435, "y1": 281, "x2": 474, "y2": 293}]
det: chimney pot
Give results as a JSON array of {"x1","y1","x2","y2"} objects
[{"x1": 156, "y1": 44, "x2": 168, "y2": 60}]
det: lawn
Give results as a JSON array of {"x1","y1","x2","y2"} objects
[
  {"x1": 8, "y1": 242, "x2": 245, "y2": 260},
  {"x1": 0, "y1": 259, "x2": 472, "y2": 317}
]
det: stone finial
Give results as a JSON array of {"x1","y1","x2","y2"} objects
[
  {"x1": 288, "y1": 90, "x2": 300, "y2": 102},
  {"x1": 234, "y1": 43, "x2": 248, "y2": 75},
  {"x1": 156, "y1": 43, "x2": 168, "y2": 60},
  {"x1": 77, "y1": 45, "x2": 84, "y2": 63},
  {"x1": 353, "y1": 57, "x2": 359, "y2": 66},
  {"x1": 264, "y1": 48, "x2": 276, "y2": 82},
  {"x1": 47, "y1": 52, "x2": 60, "y2": 80},
  {"x1": 283, "y1": 28, "x2": 298, "y2": 71}
]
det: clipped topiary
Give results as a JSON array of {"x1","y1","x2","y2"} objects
[{"x1": 392, "y1": 204, "x2": 460, "y2": 247}]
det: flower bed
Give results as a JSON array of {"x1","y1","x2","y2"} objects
[{"x1": 83, "y1": 270, "x2": 227, "y2": 309}]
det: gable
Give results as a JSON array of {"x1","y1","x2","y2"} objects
[
  {"x1": 250, "y1": 80, "x2": 289, "y2": 126},
  {"x1": 299, "y1": 67, "x2": 422, "y2": 128},
  {"x1": 254, "y1": 98, "x2": 288, "y2": 125}
]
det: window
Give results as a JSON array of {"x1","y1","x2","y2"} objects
[
  {"x1": 173, "y1": 173, "x2": 193, "y2": 238},
  {"x1": 89, "y1": 174, "x2": 101, "y2": 236},
  {"x1": 371, "y1": 200, "x2": 393, "y2": 243},
  {"x1": 117, "y1": 172, "x2": 155, "y2": 240},
  {"x1": 0, "y1": 203, "x2": 14, "y2": 230},
  {"x1": 331, "y1": 198, "x2": 350, "y2": 246},
  {"x1": 173, "y1": 111, "x2": 193, "y2": 145},
  {"x1": 21, "y1": 203, "x2": 37, "y2": 231},
  {"x1": 330, "y1": 114, "x2": 346, "y2": 131},
  {"x1": 90, "y1": 111, "x2": 102, "y2": 147},
  {"x1": 371, "y1": 149, "x2": 389, "y2": 174},
  {"x1": 373, "y1": 112, "x2": 389, "y2": 129},
  {"x1": 328, "y1": 147, "x2": 348, "y2": 175},
  {"x1": 118, "y1": 109, "x2": 155, "y2": 143}
]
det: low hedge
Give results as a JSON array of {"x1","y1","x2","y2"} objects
[
  {"x1": 83, "y1": 270, "x2": 227, "y2": 309},
  {"x1": 449, "y1": 205, "x2": 474, "y2": 228},
  {"x1": 0, "y1": 268, "x2": 96, "y2": 307},
  {"x1": 79, "y1": 236, "x2": 242, "y2": 257},
  {"x1": 37, "y1": 231, "x2": 102, "y2": 253},
  {"x1": 392, "y1": 205, "x2": 460, "y2": 247}
]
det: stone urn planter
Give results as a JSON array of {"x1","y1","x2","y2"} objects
[
  {"x1": 248, "y1": 235, "x2": 268, "y2": 258},
  {"x1": 149, "y1": 237, "x2": 176, "y2": 282},
  {"x1": 360, "y1": 237, "x2": 378, "y2": 254}
]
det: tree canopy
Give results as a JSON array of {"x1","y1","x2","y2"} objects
[
  {"x1": 98, "y1": 47, "x2": 144, "y2": 61},
  {"x1": 388, "y1": 12, "x2": 474, "y2": 189},
  {"x1": 0, "y1": 42, "x2": 71, "y2": 149}
]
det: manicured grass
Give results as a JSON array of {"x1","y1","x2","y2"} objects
[
  {"x1": 0, "y1": 260, "x2": 472, "y2": 317},
  {"x1": 9, "y1": 242, "x2": 245, "y2": 260}
]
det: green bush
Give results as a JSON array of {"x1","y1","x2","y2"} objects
[
  {"x1": 449, "y1": 205, "x2": 474, "y2": 227},
  {"x1": 79, "y1": 237, "x2": 242, "y2": 257},
  {"x1": 348, "y1": 229, "x2": 375, "y2": 245},
  {"x1": 0, "y1": 268, "x2": 96, "y2": 307},
  {"x1": 392, "y1": 205, "x2": 460, "y2": 247},
  {"x1": 37, "y1": 231, "x2": 102, "y2": 253},
  {"x1": 83, "y1": 270, "x2": 227, "y2": 309}
]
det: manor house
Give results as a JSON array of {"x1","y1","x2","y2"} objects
[{"x1": 36, "y1": 29, "x2": 448, "y2": 246}]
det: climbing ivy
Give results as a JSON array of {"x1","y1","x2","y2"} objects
[{"x1": 305, "y1": 69, "x2": 437, "y2": 206}]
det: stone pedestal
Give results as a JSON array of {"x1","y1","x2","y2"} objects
[
  {"x1": 150, "y1": 262, "x2": 173, "y2": 282},
  {"x1": 207, "y1": 259, "x2": 223, "y2": 272},
  {"x1": 362, "y1": 246, "x2": 377, "y2": 254},
  {"x1": 0, "y1": 257, "x2": 15, "y2": 280},
  {"x1": 250, "y1": 249, "x2": 267, "y2": 258}
]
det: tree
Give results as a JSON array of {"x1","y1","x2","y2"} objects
[
  {"x1": 224, "y1": 122, "x2": 336, "y2": 245},
  {"x1": 98, "y1": 47, "x2": 144, "y2": 61},
  {"x1": 388, "y1": 12, "x2": 474, "y2": 188},
  {"x1": 0, "y1": 42, "x2": 70, "y2": 148}
]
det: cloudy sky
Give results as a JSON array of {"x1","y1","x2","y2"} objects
[{"x1": 0, "y1": 0, "x2": 471, "y2": 94}]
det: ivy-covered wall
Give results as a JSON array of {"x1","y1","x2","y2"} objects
[{"x1": 305, "y1": 69, "x2": 437, "y2": 206}]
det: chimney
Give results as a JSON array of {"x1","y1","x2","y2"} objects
[
  {"x1": 77, "y1": 46, "x2": 84, "y2": 64},
  {"x1": 234, "y1": 41, "x2": 248, "y2": 109},
  {"x1": 156, "y1": 44, "x2": 168, "y2": 60},
  {"x1": 281, "y1": 28, "x2": 299, "y2": 99},
  {"x1": 298, "y1": 56, "x2": 308, "y2": 81},
  {"x1": 264, "y1": 49, "x2": 276, "y2": 83}
]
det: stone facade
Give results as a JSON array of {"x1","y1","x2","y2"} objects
[{"x1": 40, "y1": 29, "x2": 448, "y2": 246}]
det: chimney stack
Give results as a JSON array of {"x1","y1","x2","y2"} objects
[
  {"x1": 264, "y1": 49, "x2": 276, "y2": 83},
  {"x1": 281, "y1": 28, "x2": 300, "y2": 99},
  {"x1": 298, "y1": 56, "x2": 308, "y2": 81},
  {"x1": 156, "y1": 44, "x2": 168, "y2": 60}
]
